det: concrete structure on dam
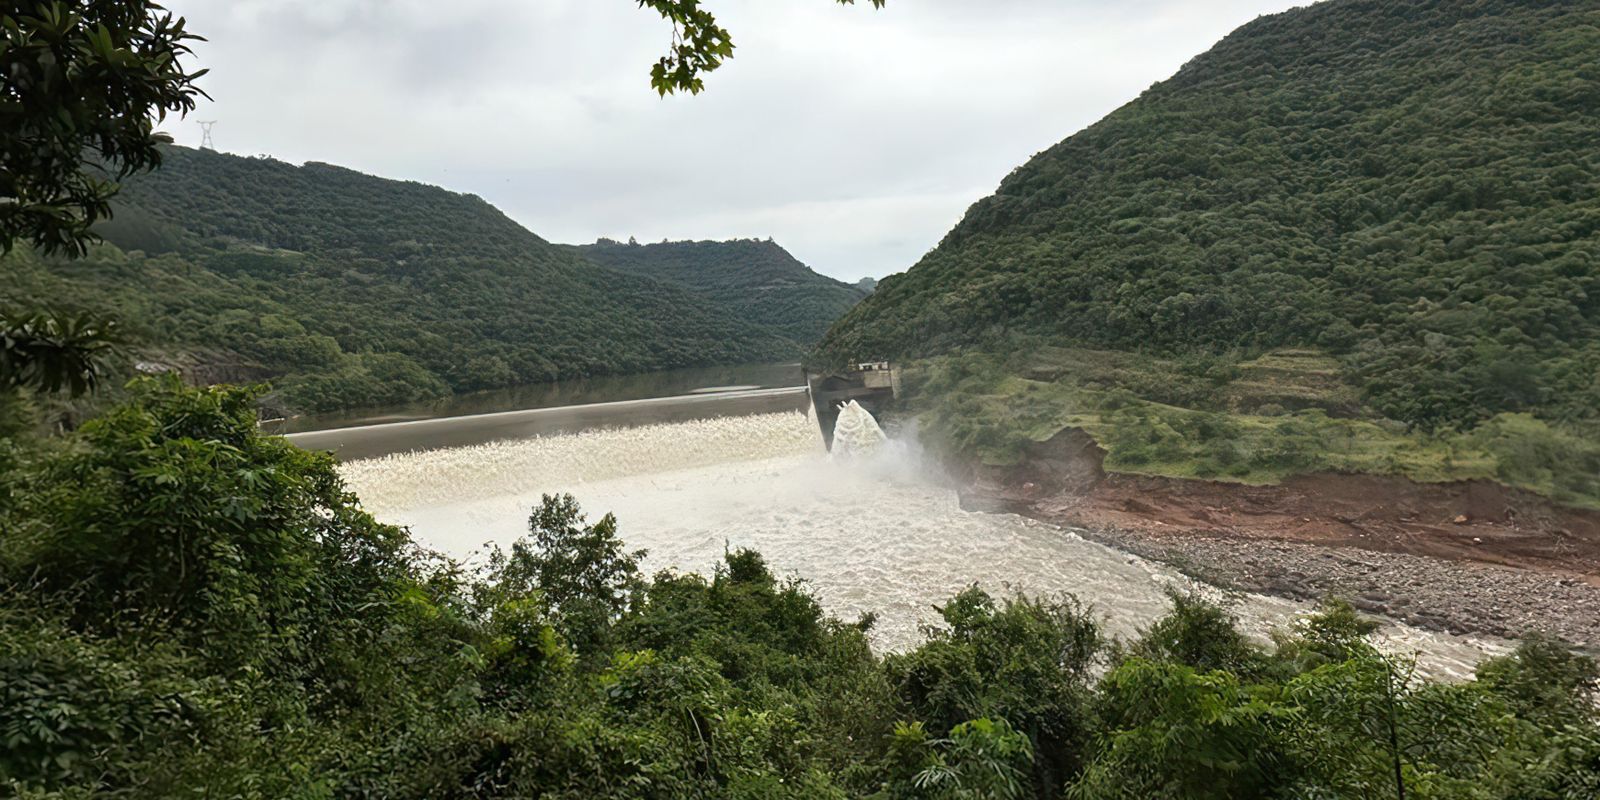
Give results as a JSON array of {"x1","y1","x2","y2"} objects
[{"x1": 806, "y1": 362, "x2": 900, "y2": 450}]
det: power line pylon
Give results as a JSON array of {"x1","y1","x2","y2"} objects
[{"x1": 197, "y1": 120, "x2": 217, "y2": 151}]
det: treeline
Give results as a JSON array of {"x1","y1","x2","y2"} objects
[
  {"x1": 817, "y1": 0, "x2": 1600, "y2": 433},
  {"x1": 2, "y1": 378, "x2": 1597, "y2": 798},
  {"x1": 2, "y1": 146, "x2": 803, "y2": 414},
  {"x1": 575, "y1": 238, "x2": 867, "y2": 346}
]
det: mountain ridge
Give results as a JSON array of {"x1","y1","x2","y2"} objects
[
  {"x1": 4, "y1": 146, "x2": 804, "y2": 412},
  {"x1": 572, "y1": 237, "x2": 866, "y2": 345}
]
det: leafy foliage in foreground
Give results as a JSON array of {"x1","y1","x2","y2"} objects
[
  {"x1": 575, "y1": 237, "x2": 867, "y2": 345},
  {"x1": 637, "y1": 0, "x2": 885, "y2": 95},
  {"x1": 0, "y1": 1, "x2": 196, "y2": 412},
  {"x1": 2, "y1": 380, "x2": 1597, "y2": 798},
  {"x1": 2, "y1": 146, "x2": 803, "y2": 413},
  {"x1": 0, "y1": 0, "x2": 205, "y2": 257},
  {"x1": 0, "y1": 309, "x2": 119, "y2": 398},
  {"x1": 818, "y1": 0, "x2": 1600, "y2": 434}
]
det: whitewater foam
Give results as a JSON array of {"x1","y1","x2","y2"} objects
[
  {"x1": 830, "y1": 399, "x2": 888, "y2": 459},
  {"x1": 340, "y1": 409, "x2": 1507, "y2": 678}
]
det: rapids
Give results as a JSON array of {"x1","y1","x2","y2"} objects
[{"x1": 340, "y1": 410, "x2": 1507, "y2": 679}]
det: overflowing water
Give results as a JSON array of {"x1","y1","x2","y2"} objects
[
  {"x1": 340, "y1": 410, "x2": 1507, "y2": 679},
  {"x1": 830, "y1": 400, "x2": 888, "y2": 459}
]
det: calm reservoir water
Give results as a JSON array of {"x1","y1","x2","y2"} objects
[
  {"x1": 274, "y1": 361, "x2": 805, "y2": 433},
  {"x1": 337, "y1": 407, "x2": 1507, "y2": 679}
]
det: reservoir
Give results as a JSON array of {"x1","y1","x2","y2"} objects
[
  {"x1": 315, "y1": 389, "x2": 1508, "y2": 679},
  {"x1": 280, "y1": 362, "x2": 808, "y2": 460},
  {"x1": 275, "y1": 362, "x2": 806, "y2": 433}
]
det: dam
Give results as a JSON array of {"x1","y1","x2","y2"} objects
[
  {"x1": 286, "y1": 385, "x2": 809, "y2": 460},
  {"x1": 317, "y1": 388, "x2": 1509, "y2": 678}
]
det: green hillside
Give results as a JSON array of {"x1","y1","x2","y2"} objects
[
  {"x1": 816, "y1": 0, "x2": 1600, "y2": 503},
  {"x1": 2, "y1": 146, "x2": 798, "y2": 413},
  {"x1": 819, "y1": 0, "x2": 1599, "y2": 432},
  {"x1": 574, "y1": 238, "x2": 866, "y2": 345}
]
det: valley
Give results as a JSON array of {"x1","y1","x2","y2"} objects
[
  {"x1": 3, "y1": 147, "x2": 863, "y2": 416},
  {"x1": 5, "y1": 0, "x2": 1600, "y2": 796}
]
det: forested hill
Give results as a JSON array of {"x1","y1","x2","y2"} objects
[
  {"x1": 817, "y1": 0, "x2": 1600, "y2": 431},
  {"x1": 573, "y1": 238, "x2": 867, "y2": 345},
  {"x1": 97, "y1": 146, "x2": 546, "y2": 260},
  {"x1": 4, "y1": 146, "x2": 799, "y2": 412}
]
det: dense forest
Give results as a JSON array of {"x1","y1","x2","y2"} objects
[
  {"x1": 574, "y1": 238, "x2": 867, "y2": 345},
  {"x1": 2, "y1": 379, "x2": 1596, "y2": 798},
  {"x1": 1, "y1": 147, "x2": 806, "y2": 413},
  {"x1": 818, "y1": 0, "x2": 1600, "y2": 434}
]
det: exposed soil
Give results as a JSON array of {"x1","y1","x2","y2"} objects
[{"x1": 951, "y1": 428, "x2": 1600, "y2": 650}]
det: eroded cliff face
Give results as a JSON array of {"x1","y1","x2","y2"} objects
[
  {"x1": 134, "y1": 349, "x2": 289, "y2": 419},
  {"x1": 955, "y1": 428, "x2": 1107, "y2": 515},
  {"x1": 953, "y1": 426, "x2": 1600, "y2": 577},
  {"x1": 135, "y1": 349, "x2": 272, "y2": 386}
]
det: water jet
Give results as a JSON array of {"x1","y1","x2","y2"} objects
[{"x1": 806, "y1": 361, "x2": 900, "y2": 450}]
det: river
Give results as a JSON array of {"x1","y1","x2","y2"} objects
[{"x1": 333, "y1": 403, "x2": 1508, "y2": 679}]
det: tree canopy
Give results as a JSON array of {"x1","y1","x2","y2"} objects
[{"x1": 0, "y1": 0, "x2": 205, "y2": 258}]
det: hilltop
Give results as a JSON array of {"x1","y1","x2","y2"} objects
[
  {"x1": 3, "y1": 147, "x2": 800, "y2": 412},
  {"x1": 573, "y1": 238, "x2": 866, "y2": 345},
  {"x1": 817, "y1": 0, "x2": 1600, "y2": 506}
]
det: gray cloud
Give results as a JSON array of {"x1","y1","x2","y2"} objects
[{"x1": 167, "y1": 0, "x2": 1309, "y2": 281}]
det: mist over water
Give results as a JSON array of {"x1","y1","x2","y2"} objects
[{"x1": 341, "y1": 410, "x2": 1506, "y2": 679}]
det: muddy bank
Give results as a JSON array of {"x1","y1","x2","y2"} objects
[{"x1": 953, "y1": 428, "x2": 1600, "y2": 650}]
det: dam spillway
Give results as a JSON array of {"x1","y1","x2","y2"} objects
[
  {"x1": 287, "y1": 385, "x2": 809, "y2": 460},
  {"x1": 337, "y1": 406, "x2": 1508, "y2": 679}
]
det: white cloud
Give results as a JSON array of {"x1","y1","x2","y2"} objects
[{"x1": 165, "y1": 0, "x2": 1309, "y2": 281}]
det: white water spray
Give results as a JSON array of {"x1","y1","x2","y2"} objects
[
  {"x1": 830, "y1": 400, "x2": 888, "y2": 459},
  {"x1": 340, "y1": 409, "x2": 1506, "y2": 678}
]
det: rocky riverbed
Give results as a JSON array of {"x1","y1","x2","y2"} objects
[
  {"x1": 1059, "y1": 524, "x2": 1600, "y2": 650},
  {"x1": 953, "y1": 427, "x2": 1600, "y2": 652}
]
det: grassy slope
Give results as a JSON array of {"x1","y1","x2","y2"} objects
[
  {"x1": 573, "y1": 238, "x2": 866, "y2": 345},
  {"x1": 909, "y1": 344, "x2": 1600, "y2": 508}
]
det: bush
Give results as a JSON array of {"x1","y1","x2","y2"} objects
[{"x1": 2, "y1": 376, "x2": 412, "y2": 672}]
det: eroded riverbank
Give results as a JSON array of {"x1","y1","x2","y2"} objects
[{"x1": 953, "y1": 427, "x2": 1600, "y2": 650}]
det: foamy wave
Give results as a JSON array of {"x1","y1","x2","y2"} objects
[{"x1": 341, "y1": 411, "x2": 821, "y2": 515}]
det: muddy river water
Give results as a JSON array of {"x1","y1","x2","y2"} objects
[{"x1": 333, "y1": 405, "x2": 1507, "y2": 679}]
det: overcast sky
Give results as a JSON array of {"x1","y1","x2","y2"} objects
[{"x1": 163, "y1": 0, "x2": 1308, "y2": 282}]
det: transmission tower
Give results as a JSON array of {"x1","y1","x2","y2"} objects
[{"x1": 197, "y1": 120, "x2": 217, "y2": 151}]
